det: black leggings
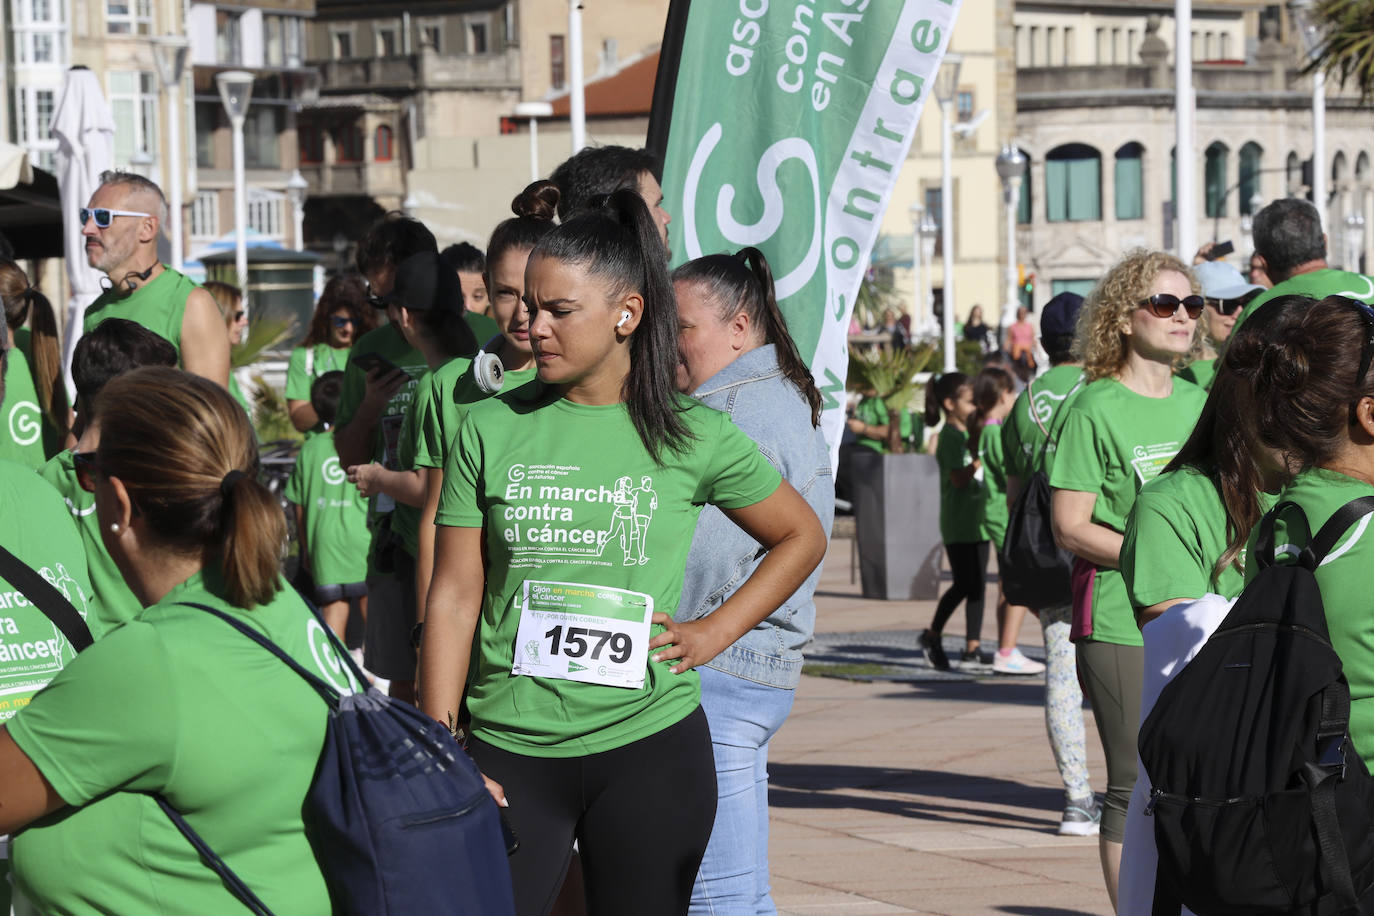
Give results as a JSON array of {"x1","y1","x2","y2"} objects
[
  {"x1": 930, "y1": 541, "x2": 988, "y2": 642},
  {"x1": 469, "y1": 706, "x2": 717, "y2": 916}
]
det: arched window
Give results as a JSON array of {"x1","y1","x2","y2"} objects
[
  {"x1": 1115, "y1": 142, "x2": 1144, "y2": 220},
  {"x1": 1239, "y1": 142, "x2": 1262, "y2": 215},
  {"x1": 334, "y1": 124, "x2": 363, "y2": 163},
  {"x1": 1204, "y1": 142, "x2": 1229, "y2": 218},
  {"x1": 374, "y1": 125, "x2": 394, "y2": 162},
  {"x1": 1046, "y1": 143, "x2": 1101, "y2": 222},
  {"x1": 1333, "y1": 150, "x2": 1349, "y2": 187},
  {"x1": 1357, "y1": 152, "x2": 1370, "y2": 185},
  {"x1": 1016, "y1": 148, "x2": 1032, "y2": 224},
  {"x1": 1287, "y1": 151, "x2": 1302, "y2": 196}
]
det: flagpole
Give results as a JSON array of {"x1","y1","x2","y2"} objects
[
  {"x1": 1175, "y1": 0, "x2": 1196, "y2": 259},
  {"x1": 569, "y1": 0, "x2": 586, "y2": 154}
]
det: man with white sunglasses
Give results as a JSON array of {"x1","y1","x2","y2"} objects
[{"x1": 80, "y1": 171, "x2": 228, "y2": 388}]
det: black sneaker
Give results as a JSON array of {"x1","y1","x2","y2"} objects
[
  {"x1": 959, "y1": 648, "x2": 995, "y2": 671},
  {"x1": 919, "y1": 629, "x2": 950, "y2": 671}
]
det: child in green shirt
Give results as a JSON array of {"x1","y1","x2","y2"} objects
[
  {"x1": 285, "y1": 371, "x2": 370, "y2": 640},
  {"x1": 920, "y1": 371, "x2": 985, "y2": 671}
]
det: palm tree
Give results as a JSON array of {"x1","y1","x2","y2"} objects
[{"x1": 1303, "y1": 0, "x2": 1374, "y2": 97}]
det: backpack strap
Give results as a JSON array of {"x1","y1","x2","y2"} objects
[
  {"x1": 154, "y1": 796, "x2": 276, "y2": 916},
  {"x1": 1307, "y1": 495, "x2": 1374, "y2": 568},
  {"x1": 0, "y1": 544, "x2": 93, "y2": 652},
  {"x1": 1254, "y1": 501, "x2": 1313, "y2": 570},
  {"x1": 176, "y1": 600, "x2": 367, "y2": 706}
]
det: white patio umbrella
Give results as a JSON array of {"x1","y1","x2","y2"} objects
[{"x1": 51, "y1": 67, "x2": 115, "y2": 397}]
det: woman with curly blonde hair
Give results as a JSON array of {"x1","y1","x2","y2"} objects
[{"x1": 1048, "y1": 248, "x2": 1207, "y2": 908}]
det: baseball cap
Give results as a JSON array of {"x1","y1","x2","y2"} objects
[
  {"x1": 1194, "y1": 260, "x2": 1263, "y2": 300},
  {"x1": 377, "y1": 251, "x2": 464, "y2": 314},
  {"x1": 1039, "y1": 292, "x2": 1084, "y2": 340}
]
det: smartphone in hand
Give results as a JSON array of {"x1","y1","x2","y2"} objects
[{"x1": 351, "y1": 352, "x2": 401, "y2": 375}]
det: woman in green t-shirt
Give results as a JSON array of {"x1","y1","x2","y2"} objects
[
  {"x1": 1, "y1": 261, "x2": 70, "y2": 457},
  {"x1": 1227, "y1": 297, "x2": 1374, "y2": 766},
  {"x1": 920, "y1": 371, "x2": 986, "y2": 671},
  {"x1": 0, "y1": 368, "x2": 355, "y2": 913},
  {"x1": 1048, "y1": 249, "x2": 1207, "y2": 907},
  {"x1": 286, "y1": 276, "x2": 377, "y2": 433},
  {"x1": 420, "y1": 190, "x2": 827, "y2": 915},
  {"x1": 481, "y1": 180, "x2": 559, "y2": 380}
]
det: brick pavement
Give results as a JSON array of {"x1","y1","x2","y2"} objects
[{"x1": 766, "y1": 534, "x2": 1112, "y2": 915}]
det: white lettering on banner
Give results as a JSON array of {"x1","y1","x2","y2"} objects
[
  {"x1": 8, "y1": 401, "x2": 40, "y2": 447},
  {"x1": 321, "y1": 456, "x2": 347, "y2": 486},
  {"x1": 811, "y1": 0, "x2": 960, "y2": 467},
  {"x1": 683, "y1": 125, "x2": 822, "y2": 300},
  {"x1": 726, "y1": 0, "x2": 767, "y2": 76}
]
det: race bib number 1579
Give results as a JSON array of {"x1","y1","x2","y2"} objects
[{"x1": 511, "y1": 580, "x2": 653, "y2": 689}]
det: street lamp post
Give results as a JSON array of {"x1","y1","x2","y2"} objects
[
  {"x1": 920, "y1": 214, "x2": 939, "y2": 336},
  {"x1": 216, "y1": 71, "x2": 255, "y2": 306},
  {"x1": 1290, "y1": 0, "x2": 1326, "y2": 233},
  {"x1": 1175, "y1": 0, "x2": 1197, "y2": 260},
  {"x1": 995, "y1": 145, "x2": 1026, "y2": 329},
  {"x1": 286, "y1": 169, "x2": 308, "y2": 252},
  {"x1": 908, "y1": 202, "x2": 925, "y2": 337},
  {"x1": 568, "y1": 1, "x2": 586, "y2": 154},
  {"x1": 152, "y1": 34, "x2": 189, "y2": 271},
  {"x1": 934, "y1": 54, "x2": 961, "y2": 372},
  {"x1": 513, "y1": 101, "x2": 554, "y2": 182}
]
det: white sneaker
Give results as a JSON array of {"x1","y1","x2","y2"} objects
[{"x1": 993, "y1": 647, "x2": 1046, "y2": 675}]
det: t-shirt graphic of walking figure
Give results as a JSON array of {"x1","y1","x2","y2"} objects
[
  {"x1": 601, "y1": 476, "x2": 640, "y2": 565},
  {"x1": 631, "y1": 476, "x2": 657, "y2": 566}
]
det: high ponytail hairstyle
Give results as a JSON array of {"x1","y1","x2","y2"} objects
[
  {"x1": 530, "y1": 188, "x2": 692, "y2": 463},
  {"x1": 923, "y1": 371, "x2": 970, "y2": 427},
  {"x1": 486, "y1": 180, "x2": 559, "y2": 275},
  {"x1": 93, "y1": 367, "x2": 285, "y2": 609},
  {"x1": 1190, "y1": 294, "x2": 1350, "y2": 578},
  {"x1": 671, "y1": 247, "x2": 824, "y2": 427},
  {"x1": 0, "y1": 260, "x2": 69, "y2": 441},
  {"x1": 967, "y1": 366, "x2": 1015, "y2": 457}
]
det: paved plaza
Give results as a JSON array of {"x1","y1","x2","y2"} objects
[{"x1": 769, "y1": 533, "x2": 1112, "y2": 915}]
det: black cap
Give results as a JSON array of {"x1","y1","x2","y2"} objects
[
  {"x1": 1039, "y1": 292, "x2": 1084, "y2": 339},
  {"x1": 377, "y1": 251, "x2": 464, "y2": 314}
]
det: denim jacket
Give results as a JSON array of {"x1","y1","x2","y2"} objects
[{"x1": 676, "y1": 345, "x2": 834, "y2": 689}]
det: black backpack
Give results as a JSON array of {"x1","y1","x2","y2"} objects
[
  {"x1": 1139, "y1": 497, "x2": 1374, "y2": 916},
  {"x1": 998, "y1": 379, "x2": 1079, "y2": 608}
]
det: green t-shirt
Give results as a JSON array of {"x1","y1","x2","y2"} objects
[
  {"x1": 435, "y1": 387, "x2": 782, "y2": 757},
  {"x1": 1120, "y1": 464, "x2": 1266, "y2": 613},
  {"x1": 334, "y1": 323, "x2": 426, "y2": 519},
  {"x1": 82, "y1": 267, "x2": 197, "y2": 361},
  {"x1": 0, "y1": 459, "x2": 91, "y2": 711},
  {"x1": 284, "y1": 430, "x2": 370, "y2": 587},
  {"x1": 1001, "y1": 364, "x2": 1085, "y2": 480},
  {"x1": 8, "y1": 569, "x2": 357, "y2": 915},
  {"x1": 936, "y1": 423, "x2": 985, "y2": 544},
  {"x1": 1233, "y1": 268, "x2": 1374, "y2": 336},
  {"x1": 465, "y1": 311, "x2": 500, "y2": 346},
  {"x1": 12, "y1": 328, "x2": 62, "y2": 460},
  {"x1": 0, "y1": 348, "x2": 46, "y2": 470},
  {"x1": 853, "y1": 395, "x2": 914, "y2": 453},
  {"x1": 1242, "y1": 468, "x2": 1374, "y2": 764},
  {"x1": 1050, "y1": 377, "x2": 1207, "y2": 646},
  {"x1": 1177, "y1": 358, "x2": 1217, "y2": 391},
  {"x1": 285, "y1": 343, "x2": 351, "y2": 402},
  {"x1": 40, "y1": 451, "x2": 134, "y2": 635},
  {"x1": 978, "y1": 420, "x2": 1009, "y2": 549}
]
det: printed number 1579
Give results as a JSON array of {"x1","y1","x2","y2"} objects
[{"x1": 544, "y1": 626, "x2": 632, "y2": 664}]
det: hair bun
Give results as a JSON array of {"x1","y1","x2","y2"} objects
[{"x1": 512, "y1": 180, "x2": 559, "y2": 222}]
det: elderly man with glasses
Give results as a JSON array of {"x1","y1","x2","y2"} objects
[{"x1": 80, "y1": 171, "x2": 229, "y2": 388}]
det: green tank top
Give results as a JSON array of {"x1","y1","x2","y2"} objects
[{"x1": 83, "y1": 267, "x2": 198, "y2": 361}]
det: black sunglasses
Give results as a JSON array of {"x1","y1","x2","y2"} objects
[
  {"x1": 1138, "y1": 294, "x2": 1204, "y2": 320},
  {"x1": 1204, "y1": 297, "x2": 1244, "y2": 316},
  {"x1": 330, "y1": 315, "x2": 356, "y2": 328},
  {"x1": 73, "y1": 450, "x2": 100, "y2": 493}
]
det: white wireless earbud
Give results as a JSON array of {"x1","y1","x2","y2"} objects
[
  {"x1": 473, "y1": 347, "x2": 505, "y2": 394},
  {"x1": 617, "y1": 310, "x2": 631, "y2": 328}
]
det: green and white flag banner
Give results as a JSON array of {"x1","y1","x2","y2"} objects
[{"x1": 650, "y1": 0, "x2": 964, "y2": 459}]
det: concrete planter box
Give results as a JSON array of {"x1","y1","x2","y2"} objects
[{"x1": 851, "y1": 449, "x2": 944, "y2": 601}]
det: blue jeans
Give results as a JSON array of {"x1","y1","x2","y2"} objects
[{"x1": 690, "y1": 666, "x2": 796, "y2": 916}]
